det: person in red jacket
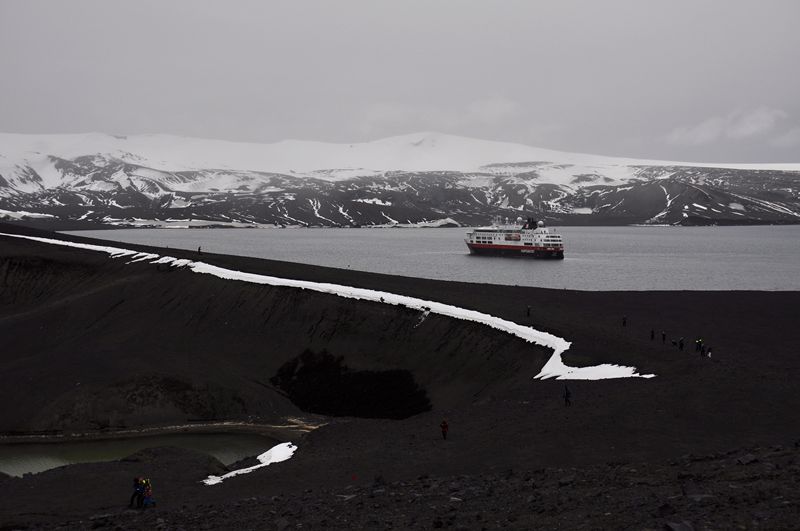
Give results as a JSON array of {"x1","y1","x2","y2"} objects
[{"x1": 440, "y1": 419, "x2": 449, "y2": 440}]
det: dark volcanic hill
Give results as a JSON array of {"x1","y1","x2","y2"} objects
[{"x1": 0, "y1": 225, "x2": 549, "y2": 432}]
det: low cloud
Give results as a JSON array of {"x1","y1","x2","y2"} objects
[
  {"x1": 465, "y1": 97, "x2": 519, "y2": 125},
  {"x1": 666, "y1": 107, "x2": 788, "y2": 146},
  {"x1": 358, "y1": 97, "x2": 519, "y2": 138},
  {"x1": 770, "y1": 127, "x2": 800, "y2": 148}
]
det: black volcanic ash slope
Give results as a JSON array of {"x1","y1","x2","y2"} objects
[
  {"x1": 0, "y1": 230, "x2": 549, "y2": 432},
  {"x1": 4, "y1": 225, "x2": 800, "y2": 529}
]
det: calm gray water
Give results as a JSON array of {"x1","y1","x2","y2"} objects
[
  {"x1": 66, "y1": 226, "x2": 800, "y2": 291},
  {"x1": 0, "y1": 433, "x2": 278, "y2": 477}
]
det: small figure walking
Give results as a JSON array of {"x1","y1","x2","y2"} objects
[
  {"x1": 198, "y1": 246, "x2": 203, "y2": 255},
  {"x1": 563, "y1": 384, "x2": 572, "y2": 407},
  {"x1": 129, "y1": 477, "x2": 144, "y2": 509},
  {"x1": 142, "y1": 478, "x2": 156, "y2": 508},
  {"x1": 650, "y1": 329, "x2": 655, "y2": 341},
  {"x1": 700, "y1": 344, "x2": 706, "y2": 357},
  {"x1": 622, "y1": 316, "x2": 627, "y2": 327},
  {"x1": 440, "y1": 419, "x2": 449, "y2": 440},
  {"x1": 678, "y1": 337, "x2": 684, "y2": 351},
  {"x1": 695, "y1": 338, "x2": 701, "y2": 352},
  {"x1": 661, "y1": 331, "x2": 666, "y2": 344},
  {"x1": 526, "y1": 305, "x2": 531, "y2": 318}
]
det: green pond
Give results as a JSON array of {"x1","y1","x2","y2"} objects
[{"x1": 0, "y1": 432, "x2": 279, "y2": 477}]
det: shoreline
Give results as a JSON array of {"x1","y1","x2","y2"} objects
[
  {"x1": 6, "y1": 220, "x2": 800, "y2": 292},
  {"x1": 6, "y1": 217, "x2": 800, "y2": 234},
  {"x1": 64, "y1": 223, "x2": 800, "y2": 292},
  {"x1": 0, "y1": 418, "x2": 323, "y2": 446}
]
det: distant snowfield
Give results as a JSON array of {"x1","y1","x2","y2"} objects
[
  {"x1": 1, "y1": 132, "x2": 798, "y2": 185},
  {"x1": 1, "y1": 231, "x2": 654, "y2": 382}
]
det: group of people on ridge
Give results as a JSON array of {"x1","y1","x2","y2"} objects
[
  {"x1": 625, "y1": 315, "x2": 713, "y2": 358},
  {"x1": 650, "y1": 326, "x2": 712, "y2": 358}
]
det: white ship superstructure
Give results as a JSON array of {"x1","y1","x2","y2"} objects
[{"x1": 465, "y1": 217, "x2": 565, "y2": 259}]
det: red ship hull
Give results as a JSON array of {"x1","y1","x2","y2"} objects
[{"x1": 466, "y1": 242, "x2": 564, "y2": 259}]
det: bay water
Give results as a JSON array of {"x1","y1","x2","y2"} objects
[{"x1": 67, "y1": 225, "x2": 800, "y2": 291}]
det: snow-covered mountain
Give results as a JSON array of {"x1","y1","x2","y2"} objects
[{"x1": 1, "y1": 131, "x2": 799, "y2": 227}]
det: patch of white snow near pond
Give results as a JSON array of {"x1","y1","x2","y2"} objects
[
  {"x1": 0, "y1": 232, "x2": 655, "y2": 382},
  {"x1": 203, "y1": 442, "x2": 297, "y2": 486}
]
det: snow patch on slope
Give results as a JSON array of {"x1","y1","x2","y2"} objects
[{"x1": 203, "y1": 442, "x2": 297, "y2": 485}]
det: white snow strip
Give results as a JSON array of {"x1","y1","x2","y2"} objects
[
  {"x1": 380, "y1": 211, "x2": 399, "y2": 224},
  {"x1": 647, "y1": 185, "x2": 673, "y2": 223},
  {"x1": 336, "y1": 204, "x2": 355, "y2": 224},
  {"x1": 126, "y1": 252, "x2": 160, "y2": 263},
  {"x1": 203, "y1": 442, "x2": 297, "y2": 485},
  {"x1": 659, "y1": 185, "x2": 671, "y2": 206},
  {"x1": 729, "y1": 192, "x2": 800, "y2": 218},
  {"x1": 0, "y1": 232, "x2": 654, "y2": 380},
  {"x1": 307, "y1": 198, "x2": 337, "y2": 224},
  {"x1": 368, "y1": 217, "x2": 460, "y2": 228},
  {"x1": 353, "y1": 197, "x2": 392, "y2": 206},
  {"x1": 0, "y1": 209, "x2": 56, "y2": 219}
]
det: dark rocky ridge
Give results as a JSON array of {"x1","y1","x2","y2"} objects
[
  {"x1": 1, "y1": 222, "x2": 799, "y2": 528},
  {"x1": 0, "y1": 225, "x2": 543, "y2": 432},
  {"x1": 2, "y1": 160, "x2": 799, "y2": 227}
]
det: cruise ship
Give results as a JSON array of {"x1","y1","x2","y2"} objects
[{"x1": 465, "y1": 217, "x2": 565, "y2": 259}]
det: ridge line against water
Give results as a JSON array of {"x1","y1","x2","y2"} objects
[{"x1": 1, "y1": 232, "x2": 654, "y2": 380}]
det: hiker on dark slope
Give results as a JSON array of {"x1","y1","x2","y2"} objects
[
  {"x1": 142, "y1": 478, "x2": 156, "y2": 508},
  {"x1": 440, "y1": 419, "x2": 449, "y2": 440},
  {"x1": 129, "y1": 477, "x2": 144, "y2": 509}
]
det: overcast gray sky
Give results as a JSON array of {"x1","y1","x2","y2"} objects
[{"x1": 1, "y1": 0, "x2": 798, "y2": 162}]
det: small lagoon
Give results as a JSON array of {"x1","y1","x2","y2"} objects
[{"x1": 0, "y1": 432, "x2": 279, "y2": 477}]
